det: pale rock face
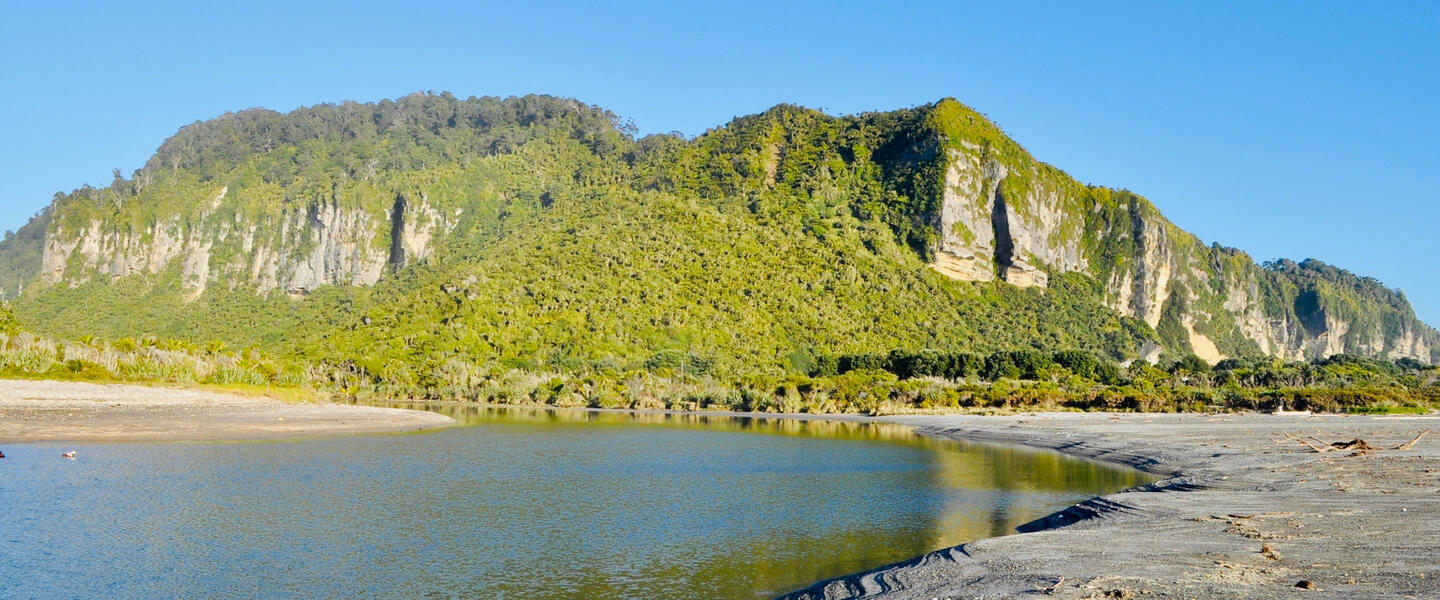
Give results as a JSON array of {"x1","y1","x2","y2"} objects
[
  {"x1": 38, "y1": 187, "x2": 457, "y2": 300},
  {"x1": 1317, "y1": 315, "x2": 1351, "y2": 359},
  {"x1": 1127, "y1": 216, "x2": 1174, "y2": 328},
  {"x1": 933, "y1": 149, "x2": 996, "y2": 282},
  {"x1": 999, "y1": 181, "x2": 1085, "y2": 287},
  {"x1": 395, "y1": 195, "x2": 448, "y2": 269},
  {"x1": 1138, "y1": 341, "x2": 1164, "y2": 364},
  {"x1": 147, "y1": 221, "x2": 183, "y2": 275},
  {"x1": 925, "y1": 140, "x2": 1434, "y2": 363},
  {"x1": 932, "y1": 146, "x2": 1086, "y2": 289},
  {"x1": 181, "y1": 238, "x2": 211, "y2": 300},
  {"x1": 283, "y1": 201, "x2": 388, "y2": 293},
  {"x1": 931, "y1": 250, "x2": 994, "y2": 281},
  {"x1": 1388, "y1": 325, "x2": 1432, "y2": 361},
  {"x1": 42, "y1": 218, "x2": 187, "y2": 285},
  {"x1": 1002, "y1": 264, "x2": 1048, "y2": 288},
  {"x1": 1221, "y1": 276, "x2": 1273, "y2": 356},
  {"x1": 1183, "y1": 320, "x2": 1224, "y2": 364},
  {"x1": 994, "y1": 194, "x2": 1049, "y2": 289}
]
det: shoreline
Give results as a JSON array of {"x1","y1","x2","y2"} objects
[
  {"x1": 383, "y1": 402, "x2": 1440, "y2": 597},
  {"x1": 778, "y1": 411, "x2": 1440, "y2": 600},
  {"x1": 0, "y1": 379, "x2": 454, "y2": 443}
]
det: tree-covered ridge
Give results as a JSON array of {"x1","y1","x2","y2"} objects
[
  {"x1": 1266, "y1": 258, "x2": 1424, "y2": 337},
  {"x1": 144, "y1": 93, "x2": 628, "y2": 181},
  {"x1": 1, "y1": 90, "x2": 1435, "y2": 399},
  {"x1": 42, "y1": 94, "x2": 628, "y2": 243},
  {"x1": 0, "y1": 207, "x2": 48, "y2": 298}
]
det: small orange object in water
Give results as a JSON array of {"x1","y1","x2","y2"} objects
[{"x1": 62, "y1": 451, "x2": 76, "y2": 459}]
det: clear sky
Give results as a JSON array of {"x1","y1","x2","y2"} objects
[{"x1": 3, "y1": 1, "x2": 1437, "y2": 324}]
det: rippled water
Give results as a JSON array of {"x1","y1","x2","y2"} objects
[{"x1": 1, "y1": 407, "x2": 1150, "y2": 599}]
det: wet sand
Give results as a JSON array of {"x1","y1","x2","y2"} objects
[
  {"x1": 780, "y1": 411, "x2": 1439, "y2": 600},
  {"x1": 0, "y1": 380, "x2": 453, "y2": 442}
]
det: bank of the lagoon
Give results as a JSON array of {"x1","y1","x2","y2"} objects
[
  {"x1": 0, "y1": 379, "x2": 453, "y2": 441},
  {"x1": 782, "y1": 411, "x2": 1440, "y2": 600},
  {"x1": 0, "y1": 405, "x2": 1146, "y2": 599}
]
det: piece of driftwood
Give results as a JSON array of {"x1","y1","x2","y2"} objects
[
  {"x1": 1274, "y1": 430, "x2": 1430, "y2": 456},
  {"x1": 1274, "y1": 433, "x2": 1345, "y2": 453},
  {"x1": 1393, "y1": 429, "x2": 1431, "y2": 451}
]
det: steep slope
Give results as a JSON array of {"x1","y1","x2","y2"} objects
[
  {"x1": 0, "y1": 93, "x2": 1432, "y2": 383},
  {"x1": 916, "y1": 100, "x2": 1433, "y2": 363}
]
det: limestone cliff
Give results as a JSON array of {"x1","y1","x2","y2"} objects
[
  {"x1": 923, "y1": 98, "x2": 1434, "y2": 363},
  {"x1": 34, "y1": 187, "x2": 453, "y2": 299}
]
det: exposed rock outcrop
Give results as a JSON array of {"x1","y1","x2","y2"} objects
[
  {"x1": 37, "y1": 189, "x2": 455, "y2": 298},
  {"x1": 925, "y1": 119, "x2": 1434, "y2": 364}
]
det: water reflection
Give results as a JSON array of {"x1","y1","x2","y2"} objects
[{"x1": 2, "y1": 406, "x2": 1151, "y2": 599}]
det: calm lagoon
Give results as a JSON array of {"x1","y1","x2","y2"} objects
[{"x1": 1, "y1": 407, "x2": 1150, "y2": 599}]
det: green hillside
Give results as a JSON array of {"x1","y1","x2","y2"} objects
[{"x1": 0, "y1": 92, "x2": 1434, "y2": 406}]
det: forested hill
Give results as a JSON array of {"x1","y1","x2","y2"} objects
[{"x1": 0, "y1": 92, "x2": 1433, "y2": 391}]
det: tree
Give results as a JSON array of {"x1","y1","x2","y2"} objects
[
  {"x1": 0, "y1": 302, "x2": 20, "y2": 335},
  {"x1": 1169, "y1": 354, "x2": 1212, "y2": 375}
]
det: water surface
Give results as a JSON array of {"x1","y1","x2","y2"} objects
[{"x1": 1, "y1": 407, "x2": 1150, "y2": 599}]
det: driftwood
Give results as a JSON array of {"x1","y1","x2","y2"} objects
[
  {"x1": 1274, "y1": 430, "x2": 1430, "y2": 456},
  {"x1": 1394, "y1": 429, "x2": 1431, "y2": 451}
]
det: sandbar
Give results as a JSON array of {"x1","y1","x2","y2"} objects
[{"x1": 0, "y1": 379, "x2": 453, "y2": 442}]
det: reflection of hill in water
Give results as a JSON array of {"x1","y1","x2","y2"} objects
[
  {"x1": 6, "y1": 405, "x2": 1154, "y2": 599},
  {"x1": 388, "y1": 403, "x2": 1153, "y2": 552}
]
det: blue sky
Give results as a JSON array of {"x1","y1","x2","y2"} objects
[{"x1": 2, "y1": 1, "x2": 1437, "y2": 324}]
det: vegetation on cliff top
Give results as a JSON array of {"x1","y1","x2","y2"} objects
[{"x1": 0, "y1": 92, "x2": 1435, "y2": 409}]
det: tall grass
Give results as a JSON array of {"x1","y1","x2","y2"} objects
[{"x1": 0, "y1": 331, "x2": 300, "y2": 388}]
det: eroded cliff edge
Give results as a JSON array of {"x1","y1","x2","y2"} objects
[{"x1": 915, "y1": 99, "x2": 1432, "y2": 363}]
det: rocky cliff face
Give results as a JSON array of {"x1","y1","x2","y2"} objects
[
  {"x1": 36, "y1": 188, "x2": 454, "y2": 299},
  {"x1": 924, "y1": 102, "x2": 1434, "y2": 363},
  {"x1": 932, "y1": 144, "x2": 1084, "y2": 290}
]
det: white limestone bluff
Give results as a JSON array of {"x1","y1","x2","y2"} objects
[
  {"x1": 933, "y1": 145, "x2": 1076, "y2": 289},
  {"x1": 39, "y1": 190, "x2": 456, "y2": 298},
  {"x1": 922, "y1": 98, "x2": 1432, "y2": 363}
]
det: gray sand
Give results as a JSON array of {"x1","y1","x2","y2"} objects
[
  {"x1": 0, "y1": 379, "x2": 453, "y2": 442},
  {"x1": 779, "y1": 412, "x2": 1439, "y2": 600}
]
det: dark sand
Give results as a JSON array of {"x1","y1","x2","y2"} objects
[{"x1": 781, "y1": 411, "x2": 1439, "y2": 600}]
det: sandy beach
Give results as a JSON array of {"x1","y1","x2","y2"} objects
[
  {"x1": 0, "y1": 379, "x2": 453, "y2": 442},
  {"x1": 781, "y1": 411, "x2": 1440, "y2": 600}
]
